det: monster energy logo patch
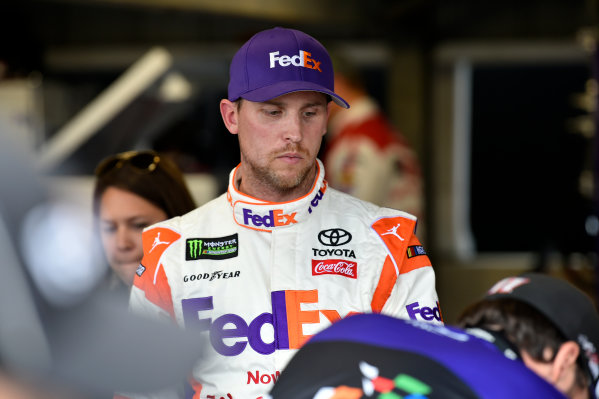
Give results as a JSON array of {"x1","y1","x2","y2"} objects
[{"x1": 186, "y1": 233, "x2": 238, "y2": 260}]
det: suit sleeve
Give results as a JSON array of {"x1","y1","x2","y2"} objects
[
  {"x1": 129, "y1": 226, "x2": 180, "y2": 323},
  {"x1": 115, "y1": 227, "x2": 184, "y2": 399},
  {"x1": 370, "y1": 216, "x2": 443, "y2": 324}
]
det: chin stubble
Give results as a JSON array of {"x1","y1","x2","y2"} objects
[{"x1": 243, "y1": 150, "x2": 313, "y2": 194}]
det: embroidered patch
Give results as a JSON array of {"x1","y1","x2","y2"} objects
[
  {"x1": 311, "y1": 259, "x2": 357, "y2": 279},
  {"x1": 406, "y1": 245, "x2": 427, "y2": 258},
  {"x1": 318, "y1": 228, "x2": 352, "y2": 246},
  {"x1": 136, "y1": 264, "x2": 146, "y2": 277},
  {"x1": 186, "y1": 234, "x2": 239, "y2": 261}
]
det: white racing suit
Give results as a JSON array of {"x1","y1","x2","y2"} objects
[{"x1": 126, "y1": 159, "x2": 441, "y2": 399}]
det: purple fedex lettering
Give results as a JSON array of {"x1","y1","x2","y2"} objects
[
  {"x1": 181, "y1": 290, "x2": 331, "y2": 356},
  {"x1": 308, "y1": 184, "x2": 327, "y2": 214},
  {"x1": 242, "y1": 209, "x2": 296, "y2": 228},
  {"x1": 182, "y1": 297, "x2": 275, "y2": 356},
  {"x1": 242, "y1": 208, "x2": 272, "y2": 227},
  {"x1": 406, "y1": 301, "x2": 442, "y2": 322}
]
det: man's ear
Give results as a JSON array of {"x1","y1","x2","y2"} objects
[
  {"x1": 324, "y1": 101, "x2": 332, "y2": 136},
  {"x1": 550, "y1": 341, "x2": 580, "y2": 384},
  {"x1": 220, "y1": 99, "x2": 239, "y2": 135}
]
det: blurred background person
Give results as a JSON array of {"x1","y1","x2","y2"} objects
[
  {"x1": 322, "y1": 53, "x2": 424, "y2": 220},
  {"x1": 458, "y1": 273, "x2": 599, "y2": 399},
  {"x1": 0, "y1": 128, "x2": 204, "y2": 399},
  {"x1": 93, "y1": 150, "x2": 196, "y2": 294}
]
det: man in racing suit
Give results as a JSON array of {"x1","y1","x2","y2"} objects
[{"x1": 125, "y1": 27, "x2": 441, "y2": 399}]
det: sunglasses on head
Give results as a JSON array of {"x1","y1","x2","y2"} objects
[{"x1": 95, "y1": 150, "x2": 161, "y2": 177}]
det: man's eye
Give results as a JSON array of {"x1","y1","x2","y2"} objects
[{"x1": 265, "y1": 109, "x2": 281, "y2": 116}]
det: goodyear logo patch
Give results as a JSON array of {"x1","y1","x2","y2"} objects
[
  {"x1": 406, "y1": 245, "x2": 426, "y2": 258},
  {"x1": 186, "y1": 234, "x2": 238, "y2": 261}
]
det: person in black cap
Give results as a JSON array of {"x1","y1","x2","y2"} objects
[
  {"x1": 0, "y1": 125, "x2": 204, "y2": 398},
  {"x1": 266, "y1": 313, "x2": 566, "y2": 399},
  {"x1": 457, "y1": 273, "x2": 599, "y2": 399}
]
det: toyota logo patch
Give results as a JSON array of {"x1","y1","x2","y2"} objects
[{"x1": 318, "y1": 228, "x2": 352, "y2": 246}]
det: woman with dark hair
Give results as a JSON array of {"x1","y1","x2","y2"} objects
[{"x1": 93, "y1": 150, "x2": 196, "y2": 290}]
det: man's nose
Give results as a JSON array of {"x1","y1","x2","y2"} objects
[{"x1": 283, "y1": 115, "x2": 302, "y2": 143}]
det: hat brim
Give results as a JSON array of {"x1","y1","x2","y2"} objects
[{"x1": 235, "y1": 80, "x2": 349, "y2": 108}]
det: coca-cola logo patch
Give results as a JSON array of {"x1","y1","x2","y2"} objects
[{"x1": 311, "y1": 259, "x2": 357, "y2": 279}]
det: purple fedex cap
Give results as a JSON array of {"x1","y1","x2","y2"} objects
[{"x1": 228, "y1": 27, "x2": 349, "y2": 108}]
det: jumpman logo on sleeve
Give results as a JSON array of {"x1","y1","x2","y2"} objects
[
  {"x1": 381, "y1": 223, "x2": 405, "y2": 241},
  {"x1": 150, "y1": 232, "x2": 170, "y2": 253}
]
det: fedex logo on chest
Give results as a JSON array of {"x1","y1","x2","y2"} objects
[
  {"x1": 269, "y1": 50, "x2": 322, "y2": 72},
  {"x1": 181, "y1": 290, "x2": 357, "y2": 356},
  {"x1": 243, "y1": 208, "x2": 297, "y2": 227}
]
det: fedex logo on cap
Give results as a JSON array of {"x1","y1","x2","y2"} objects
[
  {"x1": 243, "y1": 208, "x2": 297, "y2": 228},
  {"x1": 269, "y1": 50, "x2": 322, "y2": 72}
]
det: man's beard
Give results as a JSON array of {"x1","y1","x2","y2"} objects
[{"x1": 242, "y1": 147, "x2": 314, "y2": 195}]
